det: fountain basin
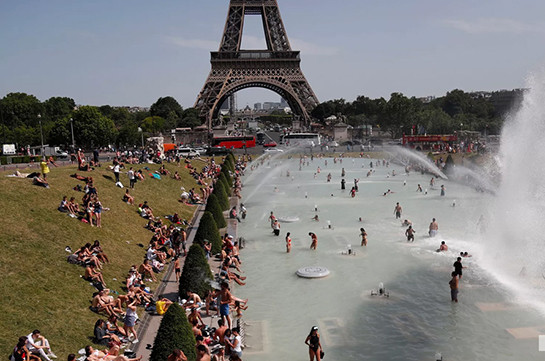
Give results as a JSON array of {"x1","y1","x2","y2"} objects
[{"x1": 296, "y1": 266, "x2": 330, "y2": 278}]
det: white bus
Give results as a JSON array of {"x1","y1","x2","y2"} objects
[{"x1": 281, "y1": 133, "x2": 321, "y2": 147}]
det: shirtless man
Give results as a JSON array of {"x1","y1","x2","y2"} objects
[
  {"x1": 269, "y1": 211, "x2": 276, "y2": 228},
  {"x1": 91, "y1": 289, "x2": 118, "y2": 316},
  {"x1": 437, "y1": 241, "x2": 448, "y2": 252},
  {"x1": 196, "y1": 345, "x2": 210, "y2": 361},
  {"x1": 428, "y1": 218, "x2": 439, "y2": 237},
  {"x1": 167, "y1": 349, "x2": 188, "y2": 361},
  {"x1": 405, "y1": 225, "x2": 415, "y2": 242},
  {"x1": 309, "y1": 232, "x2": 318, "y2": 250},
  {"x1": 219, "y1": 282, "x2": 233, "y2": 329},
  {"x1": 184, "y1": 291, "x2": 203, "y2": 308},
  {"x1": 214, "y1": 319, "x2": 228, "y2": 344},
  {"x1": 394, "y1": 202, "x2": 402, "y2": 219},
  {"x1": 85, "y1": 262, "x2": 106, "y2": 288},
  {"x1": 138, "y1": 259, "x2": 157, "y2": 282}
]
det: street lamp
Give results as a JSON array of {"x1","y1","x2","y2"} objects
[
  {"x1": 70, "y1": 118, "x2": 75, "y2": 151},
  {"x1": 138, "y1": 127, "x2": 144, "y2": 148},
  {"x1": 38, "y1": 113, "x2": 44, "y2": 157}
]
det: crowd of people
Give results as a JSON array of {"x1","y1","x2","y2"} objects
[{"x1": 12, "y1": 149, "x2": 257, "y2": 361}]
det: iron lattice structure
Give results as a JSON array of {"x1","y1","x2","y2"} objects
[{"x1": 194, "y1": 0, "x2": 319, "y2": 126}]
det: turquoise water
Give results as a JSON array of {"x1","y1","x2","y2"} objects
[{"x1": 235, "y1": 156, "x2": 545, "y2": 361}]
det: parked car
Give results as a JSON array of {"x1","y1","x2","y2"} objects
[
  {"x1": 55, "y1": 149, "x2": 69, "y2": 158},
  {"x1": 263, "y1": 141, "x2": 277, "y2": 147},
  {"x1": 193, "y1": 147, "x2": 206, "y2": 155},
  {"x1": 206, "y1": 146, "x2": 231, "y2": 156},
  {"x1": 177, "y1": 147, "x2": 198, "y2": 157}
]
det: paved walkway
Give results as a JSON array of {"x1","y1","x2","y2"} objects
[{"x1": 133, "y1": 196, "x2": 240, "y2": 359}]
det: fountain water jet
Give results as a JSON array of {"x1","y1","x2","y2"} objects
[
  {"x1": 387, "y1": 146, "x2": 448, "y2": 179},
  {"x1": 481, "y1": 69, "x2": 545, "y2": 312}
]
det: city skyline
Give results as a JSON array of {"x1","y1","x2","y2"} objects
[{"x1": 2, "y1": 1, "x2": 545, "y2": 109}]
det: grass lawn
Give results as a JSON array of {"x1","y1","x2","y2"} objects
[{"x1": 0, "y1": 158, "x2": 217, "y2": 357}]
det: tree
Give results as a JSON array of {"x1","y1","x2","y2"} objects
[
  {"x1": 193, "y1": 211, "x2": 222, "y2": 254},
  {"x1": 443, "y1": 154, "x2": 455, "y2": 174},
  {"x1": 116, "y1": 119, "x2": 141, "y2": 147},
  {"x1": 140, "y1": 116, "x2": 166, "y2": 135},
  {"x1": 218, "y1": 172, "x2": 231, "y2": 196},
  {"x1": 150, "y1": 96, "x2": 184, "y2": 121},
  {"x1": 48, "y1": 117, "x2": 72, "y2": 146},
  {"x1": 150, "y1": 303, "x2": 196, "y2": 361},
  {"x1": 381, "y1": 93, "x2": 421, "y2": 139},
  {"x1": 178, "y1": 244, "x2": 214, "y2": 298},
  {"x1": 0, "y1": 92, "x2": 43, "y2": 128},
  {"x1": 214, "y1": 180, "x2": 230, "y2": 210},
  {"x1": 205, "y1": 193, "x2": 227, "y2": 229},
  {"x1": 179, "y1": 108, "x2": 202, "y2": 128},
  {"x1": 417, "y1": 108, "x2": 454, "y2": 134},
  {"x1": 43, "y1": 97, "x2": 76, "y2": 123},
  {"x1": 212, "y1": 179, "x2": 229, "y2": 211},
  {"x1": 71, "y1": 106, "x2": 118, "y2": 147}
]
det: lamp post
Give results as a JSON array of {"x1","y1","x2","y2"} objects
[
  {"x1": 138, "y1": 127, "x2": 144, "y2": 148},
  {"x1": 38, "y1": 113, "x2": 44, "y2": 157},
  {"x1": 70, "y1": 118, "x2": 75, "y2": 152}
]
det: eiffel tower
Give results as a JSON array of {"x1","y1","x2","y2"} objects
[{"x1": 194, "y1": 0, "x2": 319, "y2": 127}]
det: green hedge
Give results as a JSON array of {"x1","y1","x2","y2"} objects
[
  {"x1": 178, "y1": 244, "x2": 214, "y2": 298},
  {"x1": 221, "y1": 164, "x2": 232, "y2": 185},
  {"x1": 150, "y1": 303, "x2": 196, "y2": 361},
  {"x1": 227, "y1": 153, "x2": 236, "y2": 167},
  {"x1": 444, "y1": 154, "x2": 455, "y2": 173},
  {"x1": 213, "y1": 180, "x2": 230, "y2": 210},
  {"x1": 0, "y1": 155, "x2": 47, "y2": 165},
  {"x1": 205, "y1": 193, "x2": 226, "y2": 229},
  {"x1": 218, "y1": 172, "x2": 231, "y2": 196},
  {"x1": 193, "y1": 211, "x2": 222, "y2": 254}
]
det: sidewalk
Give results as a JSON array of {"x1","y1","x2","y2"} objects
[{"x1": 133, "y1": 196, "x2": 240, "y2": 359}]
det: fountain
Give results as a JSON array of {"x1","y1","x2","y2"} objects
[
  {"x1": 387, "y1": 146, "x2": 448, "y2": 179},
  {"x1": 480, "y1": 70, "x2": 545, "y2": 311},
  {"x1": 235, "y1": 81, "x2": 545, "y2": 359}
]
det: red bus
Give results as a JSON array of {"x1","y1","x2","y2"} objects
[{"x1": 212, "y1": 135, "x2": 256, "y2": 149}]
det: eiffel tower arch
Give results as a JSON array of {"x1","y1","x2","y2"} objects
[{"x1": 194, "y1": 0, "x2": 319, "y2": 128}]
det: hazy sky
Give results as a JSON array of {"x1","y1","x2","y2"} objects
[{"x1": 2, "y1": 0, "x2": 545, "y2": 109}]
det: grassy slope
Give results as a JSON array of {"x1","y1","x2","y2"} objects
[{"x1": 0, "y1": 159, "x2": 214, "y2": 357}]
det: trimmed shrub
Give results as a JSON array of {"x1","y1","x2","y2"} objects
[
  {"x1": 427, "y1": 152, "x2": 435, "y2": 161},
  {"x1": 218, "y1": 172, "x2": 231, "y2": 196},
  {"x1": 222, "y1": 156, "x2": 233, "y2": 171},
  {"x1": 221, "y1": 164, "x2": 233, "y2": 183},
  {"x1": 150, "y1": 303, "x2": 197, "y2": 361},
  {"x1": 214, "y1": 180, "x2": 230, "y2": 210},
  {"x1": 178, "y1": 244, "x2": 214, "y2": 299},
  {"x1": 193, "y1": 211, "x2": 222, "y2": 254},
  {"x1": 205, "y1": 193, "x2": 226, "y2": 229},
  {"x1": 227, "y1": 153, "x2": 236, "y2": 166},
  {"x1": 443, "y1": 154, "x2": 455, "y2": 174}
]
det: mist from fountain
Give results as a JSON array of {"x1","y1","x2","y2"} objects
[
  {"x1": 447, "y1": 164, "x2": 497, "y2": 194},
  {"x1": 481, "y1": 69, "x2": 545, "y2": 310},
  {"x1": 242, "y1": 146, "x2": 307, "y2": 204},
  {"x1": 387, "y1": 146, "x2": 448, "y2": 179}
]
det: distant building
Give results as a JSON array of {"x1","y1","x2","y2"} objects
[
  {"x1": 254, "y1": 102, "x2": 262, "y2": 111},
  {"x1": 115, "y1": 106, "x2": 150, "y2": 113},
  {"x1": 280, "y1": 97, "x2": 288, "y2": 108},
  {"x1": 417, "y1": 96, "x2": 435, "y2": 103},
  {"x1": 263, "y1": 102, "x2": 281, "y2": 110}
]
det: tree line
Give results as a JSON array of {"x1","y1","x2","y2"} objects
[
  {"x1": 0, "y1": 93, "x2": 201, "y2": 149},
  {"x1": 311, "y1": 89, "x2": 524, "y2": 138}
]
